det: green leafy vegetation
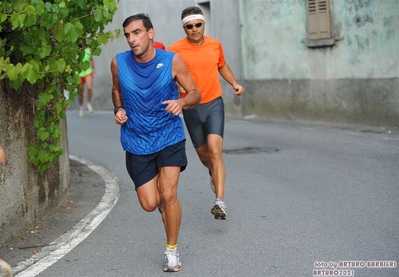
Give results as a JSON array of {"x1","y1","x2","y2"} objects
[{"x1": 1, "y1": 0, "x2": 120, "y2": 173}]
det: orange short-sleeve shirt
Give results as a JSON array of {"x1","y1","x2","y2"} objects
[{"x1": 168, "y1": 36, "x2": 225, "y2": 104}]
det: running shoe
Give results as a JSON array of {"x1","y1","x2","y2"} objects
[
  {"x1": 163, "y1": 248, "x2": 182, "y2": 272},
  {"x1": 211, "y1": 198, "x2": 227, "y2": 220},
  {"x1": 208, "y1": 176, "x2": 216, "y2": 193},
  {"x1": 79, "y1": 109, "x2": 84, "y2": 118},
  {"x1": 87, "y1": 103, "x2": 94, "y2": 113}
]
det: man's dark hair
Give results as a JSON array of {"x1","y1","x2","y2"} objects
[
  {"x1": 122, "y1": 13, "x2": 153, "y2": 31},
  {"x1": 181, "y1": 6, "x2": 204, "y2": 20}
]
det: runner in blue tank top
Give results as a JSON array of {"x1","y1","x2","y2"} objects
[
  {"x1": 111, "y1": 13, "x2": 201, "y2": 273},
  {"x1": 116, "y1": 49, "x2": 185, "y2": 155}
]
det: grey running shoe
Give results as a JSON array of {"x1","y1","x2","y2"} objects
[
  {"x1": 211, "y1": 198, "x2": 227, "y2": 220},
  {"x1": 158, "y1": 203, "x2": 163, "y2": 214},
  {"x1": 209, "y1": 176, "x2": 216, "y2": 193},
  {"x1": 163, "y1": 248, "x2": 182, "y2": 272}
]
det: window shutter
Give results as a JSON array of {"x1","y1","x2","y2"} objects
[{"x1": 307, "y1": 0, "x2": 331, "y2": 40}]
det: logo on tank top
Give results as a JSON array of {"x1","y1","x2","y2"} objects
[{"x1": 156, "y1": 63, "x2": 164, "y2": 69}]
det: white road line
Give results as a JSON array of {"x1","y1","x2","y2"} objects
[
  {"x1": 14, "y1": 155, "x2": 120, "y2": 277},
  {"x1": 385, "y1": 137, "x2": 399, "y2": 141}
]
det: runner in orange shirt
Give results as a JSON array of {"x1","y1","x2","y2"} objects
[{"x1": 168, "y1": 6, "x2": 244, "y2": 220}]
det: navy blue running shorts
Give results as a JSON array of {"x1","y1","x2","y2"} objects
[
  {"x1": 182, "y1": 97, "x2": 225, "y2": 148},
  {"x1": 125, "y1": 140, "x2": 187, "y2": 190}
]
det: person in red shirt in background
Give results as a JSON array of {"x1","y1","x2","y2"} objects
[{"x1": 154, "y1": 41, "x2": 166, "y2": 50}]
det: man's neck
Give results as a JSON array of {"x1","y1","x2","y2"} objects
[
  {"x1": 135, "y1": 47, "x2": 156, "y2": 63},
  {"x1": 187, "y1": 37, "x2": 205, "y2": 46}
]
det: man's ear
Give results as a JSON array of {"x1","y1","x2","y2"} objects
[{"x1": 148, "y1": 28, "x2": 155, "y2": 40}]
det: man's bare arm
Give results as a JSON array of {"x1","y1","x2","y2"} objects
[
  {"x1": 172, "y1": 53, "x2": 202, "y2": 109},
  {"x1": 218, "y1": 63, "x2": 244, "y2": 96},
  {"x1": 0, "y1": 145, "x2": 5, "y2": 164},
  {"x1": 110, "y1": 57, "x2": 127, "y2": 124}
]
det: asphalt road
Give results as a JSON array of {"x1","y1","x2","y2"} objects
[{"x1": 20, "y1": 110, "x2": 399, "y2": 276}]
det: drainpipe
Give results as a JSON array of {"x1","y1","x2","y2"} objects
[{"x1": 235, "y1": 0, "x2": 246, "y2": 116}]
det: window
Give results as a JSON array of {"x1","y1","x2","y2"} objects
[
  {"x1": 307, "y1": 0, "x2": 331, "y2": 39},
  {"x1": 305, "y1": 0, "x2": 335, "y2": 47}
]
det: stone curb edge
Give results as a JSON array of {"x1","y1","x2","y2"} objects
[{"x1": 13, "y1": 155, "x2": 120, "y2": 277}]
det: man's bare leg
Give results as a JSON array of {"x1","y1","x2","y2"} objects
[
  {"x1": 158, "y1": 166, "x2": 181, "y2": 245},
  {"x1": 158, "y1": 166, "x2": 182, "y2": 272},
  {"x1": 195, "y1": 134, "x2": 227, "y2": 219},
  {"x1": 78, "y1": 84, "x2": 84, "y2": 117},
  {"x1": 135, "y1": 167, "x2": 182, "y2": 243},
  {"x1": 195, "y1": 134, "x2": 225, "y2": 199},
  {"x1": 85, "y1": 75, "x2": 94, "y2": 112}
]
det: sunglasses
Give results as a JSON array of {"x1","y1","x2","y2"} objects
[{"x1": 184, "y1": 22, "x2": 203, "y2": 29}]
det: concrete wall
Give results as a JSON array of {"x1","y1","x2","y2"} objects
[
  {"x1": 0, "y1": 83, "x2": 70, "y2": 239},
  {"x1": 73, "y1": 0, "x2": 399, "y2": 127},
  {"x1": 73, "y1": 0, "x2": 194, "y2": 110},
  {"x1": 239, "y1": 0, "x2": 399, "y2": 125},
  {"x1": 239, "y1": 0, "x2": 398, "y2": 80},
  {"x1": 72, "y1": 0, "x2": 244, "y2": 113}
]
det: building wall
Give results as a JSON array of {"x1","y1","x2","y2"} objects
[
  {"x1": 75, "y1": 0, "x2": 194, "y2": 110},
  {"x1": 239, "y1": 0, "x2": 399, "y2": 125},
  {"x1": 76, "y1": 0, "x2": 399, "y2": 126},
  {"x1": 239, "y1": 0, "x2": 398, "y2": 80},
  {"x1": 73, "y1": 0, "x2": 244, "y2": 113}
]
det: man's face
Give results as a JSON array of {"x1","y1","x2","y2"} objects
[
  {"x1": 123, "y1": 19, "x2": 153, "y2": 57},
  {"x1": 183, "y1": 19, "x2": 205, "y2": 43}
]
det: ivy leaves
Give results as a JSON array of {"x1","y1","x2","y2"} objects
[
  {"x1": 1, "y1": 0, "x2": 118, "y2": 173},
  {"x1": 1, "y1": 59, "x2": 40, "y2": 87}
]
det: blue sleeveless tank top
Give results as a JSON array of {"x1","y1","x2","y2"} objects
[{"x1": 116, "y1": 49, "x2": 185, "y2": 155}]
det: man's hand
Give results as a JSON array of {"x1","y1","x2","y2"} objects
[
  {"x1": 114, "y1": 109, "x2": 128, "y2": 125},
  {"x1": 233, "y1": 83, "x2": 244, "y2": 96},
  {"x1": 162, "y1": 99, "x2": 183, "y2": 116}
]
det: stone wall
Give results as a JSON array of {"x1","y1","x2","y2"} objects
[{"x1": 0, "y1": 83, "x2": 70, "y2": 240}]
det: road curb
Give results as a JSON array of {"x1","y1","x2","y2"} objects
[{"x1": 13, "y1": 155, "x2": 120, "y2": 277}]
